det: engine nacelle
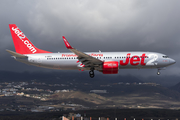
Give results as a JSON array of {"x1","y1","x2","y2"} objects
[{"x1": 102, "y1": 61, "x2": 119, "y2": 74}]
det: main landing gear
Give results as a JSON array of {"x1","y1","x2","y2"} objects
[{"x1": 89, "y1": 69, "x2": 95, "y2": 78}]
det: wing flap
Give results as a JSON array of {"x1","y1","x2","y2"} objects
[{"x1": 70, "y1": 48, "x2": 102, "y2": 65}]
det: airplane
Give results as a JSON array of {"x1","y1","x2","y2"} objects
[{"x1": 7, "y1": 24, "x2": 176, "y2": 78}]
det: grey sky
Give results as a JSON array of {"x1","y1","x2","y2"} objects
[{"x1": 0, "y1": 0, "x2": 180, "y2": 77}]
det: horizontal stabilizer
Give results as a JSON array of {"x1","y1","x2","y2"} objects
[{"x1": 6, "y1": 49, "x2": 28, "y2": 58}]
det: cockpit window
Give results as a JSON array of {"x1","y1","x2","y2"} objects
[{"x1": 163, "y1": 56, "x2": 169, "y2": 58}]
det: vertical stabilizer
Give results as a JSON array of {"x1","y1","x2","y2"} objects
[{"x1": 9, "y1": 24, "x2": 51, "y2": 54}]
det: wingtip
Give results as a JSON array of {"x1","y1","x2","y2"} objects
[{"x1": 62, "y1": 36, "x2": 73, "y2": 49}]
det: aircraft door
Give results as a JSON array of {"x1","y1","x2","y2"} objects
[{"x1": 37, "y1": 58, "x2": 42, "y2": 63}]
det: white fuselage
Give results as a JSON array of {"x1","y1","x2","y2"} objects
[{"x1": 15, "y1": 51, "x2": 175, "y2": 71}]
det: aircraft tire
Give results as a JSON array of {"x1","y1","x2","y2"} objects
[
  {"x1": 89, "y1": 70, "x2": 94, "y2": 78},
  {"x1": 157, "y1": 71, "x2": 160, "y2": 75}
]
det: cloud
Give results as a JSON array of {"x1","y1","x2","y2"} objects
[{"x1": 0, "y1": 0, "x2": 180, "y2": 77}]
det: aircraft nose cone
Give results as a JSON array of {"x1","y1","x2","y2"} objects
[{"x1": 169, "y1": 58, "x2": 176, "y2": 65}]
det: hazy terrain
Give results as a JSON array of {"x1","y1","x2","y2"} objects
[
  {"x1": 0, "y1": 70, "x2": 180, "y2": 87},
  {"x1": 1, "y1": 71, "x2": 180, "y2": 110}
]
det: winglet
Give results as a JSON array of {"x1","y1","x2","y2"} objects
[{"x1": 62, "y1": 36, "x2": 73, "y2": 49}]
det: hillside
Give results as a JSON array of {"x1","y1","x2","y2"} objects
[
  {"x1": 50, "y1": 91, "x2": 109, "y2": 106},
  {"x1": 47, "y1": 84, "x2": 180, "y2": 109},
  {"x1": 1, "y1": 71, "x2": 180, "y2": 109},
  {"x1": 171, "y1": 82, "x2": 180, "y2": 92}
]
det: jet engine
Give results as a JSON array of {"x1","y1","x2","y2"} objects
[{"x1": 102, "y1": 61, "x2": 119, "y2": 74}]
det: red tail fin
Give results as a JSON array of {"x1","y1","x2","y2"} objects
[{"x1": 9, "y1": 24, "x2": 51, "y2": 54}]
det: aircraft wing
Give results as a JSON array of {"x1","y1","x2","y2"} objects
[
  {"x1": 6, "y1": 49, "x2": 28, "y2": 58},
  {"x1": 62, "y1": 36, "x2": 103, "y2": 68}
]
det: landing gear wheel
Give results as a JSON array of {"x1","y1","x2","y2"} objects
[
  {"x1": 90, "y1": 74, "x2": 94, "y2": 78},
  {"x1": 157, "y1": 71, "x2": 160, "y2": 75},
  {"x1": 89, "y1": 70, "x2": 94, "y2": 78}
]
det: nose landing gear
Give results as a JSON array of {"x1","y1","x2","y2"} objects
[{"x1": 157, "y1": 69, "x2": 161, "y2": 75}]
